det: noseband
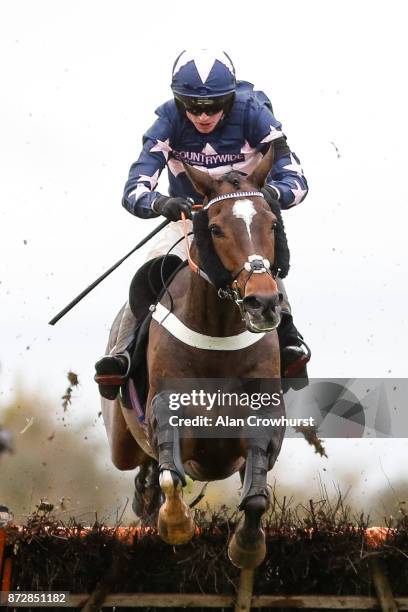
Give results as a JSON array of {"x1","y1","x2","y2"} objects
[
  {"x1": 185, "y1": 191, "x2": 281, "y2": 319},
  {"x1": 221, "y1": 252, "x2": 277, "y2": 316}
]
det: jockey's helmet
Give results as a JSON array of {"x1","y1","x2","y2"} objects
[{"x1": 171, "y1": 49, "x2": 236, "y2": 116}]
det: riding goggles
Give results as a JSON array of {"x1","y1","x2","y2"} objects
[{"x1": 174, "y1": 93, "x2": 235, "y2": 116}]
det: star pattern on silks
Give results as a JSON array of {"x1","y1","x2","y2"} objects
[
  {"x1": 283, "y1": 153, "x2": 304, "y2": 176},
  {"x1": 240, "y1": 140, "x2": 257, "y2": 156},
  {"x1": 128, "y1": 183, "x2": 150, "y2": 201},
  {"x1": 173, "y1": 50, "x2": 235, "y2": 84},
  {"x1": 136, "y1": 169, "x2": 160, "y2": 190},
  {"x1": 202, "y1": 143, "x2": 217, "y2": 155},
  {"x1": 168, "y1": 158, "x2": 185, "y2": 178},
  {"x1": 150, "y1": 138, "x2": 172, "y2": 162},
  {"x1": 260, "y1": 125, "x2": 283, "y2": 144},
  {"x1": 290, "y1": 180, "x2": 308, "y2": 206},
  {"x1": 233, "y1": 153, "x2": 263, "y2": 176}
]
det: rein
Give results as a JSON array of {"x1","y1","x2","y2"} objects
[
  {"x1": 181, "y1": 191, "x2": 279, "y2": 320},
  {"x1": 181, "y1": 205, "x2": 202, "y2": 275}
]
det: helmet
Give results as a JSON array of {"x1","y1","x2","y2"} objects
[{"x1": 171, "y1": 49, "x2": 236, "y2": 98}]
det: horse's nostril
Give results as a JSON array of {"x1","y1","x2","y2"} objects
[
  {"x1": 243, "y1": 296, "x2": 263, "y2": 312},
  {"x1": 244, "y1": 293, "x2": 282, "y2": 316}
]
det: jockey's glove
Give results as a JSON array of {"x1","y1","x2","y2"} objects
[
  {"x1": 152, "y1": 195, "x2": 193, "y2": 221},
  {"x1": 262, "y1": 185, "x2": 281, "y2": 204}
]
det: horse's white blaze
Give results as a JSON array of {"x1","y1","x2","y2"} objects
[{"x1": 233, "y1": 199, "x2": 257, "y2": 241}]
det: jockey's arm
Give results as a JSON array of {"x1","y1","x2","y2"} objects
[
  {"x1": 248, "y1": 103, "x2": 309, "y2": 209},
  {"x1": 122, "y1": 113, "x2": 173, "y2": 219}
]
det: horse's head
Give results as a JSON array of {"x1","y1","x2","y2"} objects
[{"x1": 183, "y1": 146, "x2": 290, "y2": 333}]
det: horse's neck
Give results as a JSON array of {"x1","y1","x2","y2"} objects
[{"x1": 180, "y1": 271, "x2": 245, "y2": 337}]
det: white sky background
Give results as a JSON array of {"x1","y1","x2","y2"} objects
[{"x1": 1, "y1": 0, "x2": 407, "y2": 510}]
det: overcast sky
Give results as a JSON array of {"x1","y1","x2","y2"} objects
[{"x1": 1, "y1": 0, "x2": 407, "y2": 506}]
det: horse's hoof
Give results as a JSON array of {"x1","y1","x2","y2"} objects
[
  {"x1": 228, "y1": 529, "x2": 266, "y2": 569},
  {"x1": 158, "y1": 470, "x2": 195, "y2": 545}
]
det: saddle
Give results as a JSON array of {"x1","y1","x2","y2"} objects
[{"x1": 120, "y1": 255, "x2": 187, "y2": 414}]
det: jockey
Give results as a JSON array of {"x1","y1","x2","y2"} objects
[{"x1": 95, "y1": 49, "x2": 311, "y2": 399}]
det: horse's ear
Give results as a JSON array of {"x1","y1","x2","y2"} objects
[
  {"x1": 247, "y1": 143, "x2": 275, "y2": 188},
  {"x1": 183, "y1": 162, "x2": 216, "y2": 196}
]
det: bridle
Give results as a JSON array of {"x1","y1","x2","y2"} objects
[{"x1": 182, "y1": 190, "x2": 281, "y2": 320}]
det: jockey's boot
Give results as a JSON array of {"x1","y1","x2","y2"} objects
[
  {"x1": 278, "y1": 313, "x2": 311, "y2": 391},
  {"x1": 94, "y1": 351, "x2": 131, "y2": 400}
]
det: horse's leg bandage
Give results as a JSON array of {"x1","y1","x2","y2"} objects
[
  {"x1": 239, "y1": 405, "x2": 285, "y2": 510},
  {"x1": 239, "y1": 441, "x2": 270, "y2": 510},
  {"x1": 152, "y1": 392, "x2": 186, "y2": 486}
]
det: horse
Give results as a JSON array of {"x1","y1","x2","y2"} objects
[{"x1": 101, "y1": 145, "x2": 290, "y2": 568}]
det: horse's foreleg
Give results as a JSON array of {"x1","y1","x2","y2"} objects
[
  {"x1": 132, "y1": 458, "x2": 162, "y2": 525},
  {"x1": 228, "y1": 439, "x2": 270, "y2": 569},
  {"x1": 158, "y1": 469, "x2": 195, "y2": 545},
  {"x1": 152, "y1": 392, "x2": 195, "y2": 545},
  {"x1": 229, "y1": 398, "x2": 285, "y2": 568}
]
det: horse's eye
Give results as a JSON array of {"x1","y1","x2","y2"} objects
[{"x1": 209, "y1": 225, "x2": 224, "y2": 238}]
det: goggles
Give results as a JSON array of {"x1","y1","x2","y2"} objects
[{"x1": 174, "y1": 93, "x2": 235, "y2": 116}]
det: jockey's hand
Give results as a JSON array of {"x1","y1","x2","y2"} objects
[
  {"x1": 152, "y1": 195, "x2": 193, "y2": 221},
  {"x1": 262, "y1": 185, "x2": 280, "y2": 204}
]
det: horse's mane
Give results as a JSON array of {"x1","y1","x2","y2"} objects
[{"x1": 193, "y1": 192, "x2": 290, "y2": 290}]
